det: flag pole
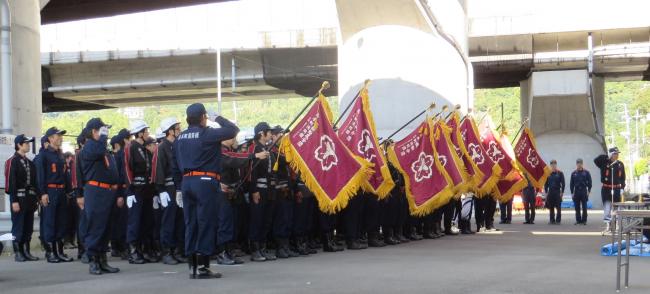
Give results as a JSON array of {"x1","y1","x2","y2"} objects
[
  {"x1": 233, "y1": 81, "x2": 330, "y2": 192},
  {"x1": 510, "y1": 117, "x2": 530, "y2": 145},
  {"x1": 381, "y1": 103, "x2": 435, "y2": 144},
  {"x1": 333, "y1": 79, "x2": 370, "y2": 129},
  {"x1": 433, "y1": 105, "x2": 450, "y2": 119}
]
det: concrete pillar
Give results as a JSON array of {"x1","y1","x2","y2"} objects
[
  {"x1": 335, "y1": 0, "x2": 469, "y2": 140},
  {"x1": 0, "y1": 0, "x2": 42, "y2": 137},
  {"x1": 521, "y1": 69, "x2": 606, "y2": 208},
  {"x1": 0, "y1": 0, "x2": 41, "y2": 214}
]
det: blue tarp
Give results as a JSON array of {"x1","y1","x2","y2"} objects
[{"x1": 601, "y1": 240, "x2": 637, "y2": 256}]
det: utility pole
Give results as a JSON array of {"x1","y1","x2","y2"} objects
[{"x1": 621, "y1": 104, "x2": 633, "y2": 192}]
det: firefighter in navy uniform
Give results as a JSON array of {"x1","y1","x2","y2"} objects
[
  {"x1": 154, "y1": 117, "x2": 186, "y2": 265},
  {"x1": 248, "y1": 122, "x2": 279, "y2": 262},
  {"x1": 5, "y1": 134, "x2": 39, "y2": 262},
  {"x1": 219, "y1": 136, "x2": 262, "y2": 264},
  {"x1": 544, "y1": 159, "x2": 565, "y2": 225},
  {"x1": 73, "y1": 132, "x2": 90, "y2": 263},
  {"x1": 522, "y1": 175, "x2": 537, "y2": 224},
  {"x1": 34, "y1": 136, "x2": 49, "y2": 251},
  {"x1": 594, "y1": 147, "x2": 626, "y2": 231},
  {"x1": 110, "y1": 128, "x2": 131, "y2": 260},
  {"x1": 174, "y1": 103, "x2": 238, "y2": 279},
  {"x1": 570, "y1": 158, "x2": 592, "y2": 225},
  {"x1": 124, "y1": 120, "x2": 156, "y2": 264},
  {"x1": 36, "y1": 127, "x2": 74, "y2": 263},
  {"x1": 79, "y1": 118, "x2": 121, "y2": 275}
]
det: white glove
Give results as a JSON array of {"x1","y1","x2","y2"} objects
[
  {"x1": 153, "y1": 196, "x2": 160, "y2": 209},
  {"x1": 176, "y1": 191, "x2": 183, "y2": 208},
  {"x1": 99, "y1": 126, "x2": 109, "y2": 136},
  {"x1": 126, "y1": 195, "x2": 136, "y2": 208},
  {"x1": 159, "y1": 192, "x2": 170, "y2": 208}
]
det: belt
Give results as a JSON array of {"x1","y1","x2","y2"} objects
[
  {"x1": 47, "y1": 184, "x2": 65, "y2": 189},
  {"x1": 88, "y1": 180, "x2": 118, "y2": 190},
  {"x1": 184, "y1": 171, "x2": 220, "y2": 180},
  {"x1": 603, "y1": 184, "x2": 622, "y2": 189}
]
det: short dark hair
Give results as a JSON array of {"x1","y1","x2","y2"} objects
[
  {"x1": 187, "y1": 116, "x2": 202, "y2": 126},
  {"x1": 254, "y1": 130, "x2": 271, "y2": 141}
]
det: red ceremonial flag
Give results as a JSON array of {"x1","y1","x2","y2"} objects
[
  {"x1": 492, "y1": 128, "x2": 527, "y2": 203},
  {"x1": 280, "y1": 94, "x2": 371, "y2": 213},
  {"x1": 387, "y1": 120, "x2": 453, "y2": 216},
  {"x1": 513, "y1": 127, "x2": 551, "y2": 190},
  {"x1": 337, "y1": 88, "x2": 395, "y2": 198},
  {"x1": 446, "y1": 112, "x2": 483, "y2": 188},
  {"x1": 432, "y1": 119, "x2": 470, "y2": 194},
  {"x1": 459, "y1": 116, "x2": 502, "y2": 196},
  {"x1": 478, "y1": 117, "x2": 516, "y2": 181}
]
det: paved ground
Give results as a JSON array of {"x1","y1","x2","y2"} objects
[{"x1": 1, "y1": 210, "x2": 649, "y2": 294}]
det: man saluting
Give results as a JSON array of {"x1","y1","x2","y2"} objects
[{"x1": 174, "y1": 103, "x2": 239, "y2": 279}]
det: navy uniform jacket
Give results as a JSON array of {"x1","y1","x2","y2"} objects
[
  {"x1": 522, "y1": 177, "x2": 537, "y2": 201},
  {"x1": 569, "y1": 169, "x2": 592, "y2": 198},
  {"x1": 114, "y1": 148, "x2": 125, "y2": 198},
  {"x1": 4, "y1": 152, "x2": 39, "y2": 203},
  {"x1": 221, "y1": 145, "x2": 253, "y2": 188},
  {"x1": 154, "y1": 138, "x2": 182, "y2": 193},
  {"x1": 544, "y1": 170, "x2": 565, "y2": 196},
  {"x1": 35, "y1": 146, "x2": 70, "y2": 196},
  {"x1": 593, "y1": 155, "x2": 626, "y2": 189},
  {"x1": 71, "y1": 149, "x2": 85, "y2": 198},
  {"x1": 125, "y1": 140, "x2": 152, "y2": 190},
  {"x1": 174, "y1": 116, "x2": 239, "y2": 177},
  {"x1": 249, "y1": 141, "x2": 272, "y2": 194},
  {"x1": 80, "y1": 135, "x2": 119, "y2": 185}
]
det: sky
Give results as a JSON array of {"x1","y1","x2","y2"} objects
[{"x1": 40, "y1": 0, "x2": 338, "y2": 52}]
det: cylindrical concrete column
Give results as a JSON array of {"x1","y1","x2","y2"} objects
[
  {"x1": 0, "y1": 0, "x2": 42, "y2": 137},
  {"x1": 335, "y1": 0, "x2": 469, "y2": 140}
]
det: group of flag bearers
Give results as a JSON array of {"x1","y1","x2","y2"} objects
[{"x1": 6, "y1": 80, "x2": 598, "y2": 279}]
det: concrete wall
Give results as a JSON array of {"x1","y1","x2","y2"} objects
[
  {"x1": 0, "y1": 0, "x2": 42, "y2": 137},
  {"x1": 521, "y1": 69, "x2": 606, "y2": 208},
  {"x1": 335, "y1": 0, "x2": 469, "y2": 140}
]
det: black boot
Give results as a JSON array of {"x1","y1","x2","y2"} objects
[
  {"x1": 174, "y1": 247, "x2": 188, "y2": 263},
  {"x1": 249, "y1": 242, "x2": 267, "y2": 262},
  {"x1": 383, "y1": 229, "x2": 400, "y2": 245},
  {"x1": 192, "y1": 254, "x2": 222, "y2": 279},
  {"x1": 88, "y1": 256, "x2": 102, "y2": 275},
  {"x1": 162, "y1": 247, "x2": 179, "y2": 265},
  {"x1": 216, "y1": 245, "x2": 236, "y2": 265},
  {"x1": 22, "y1": 240, "x2": 39, "y2": 261},
  {"x1": 45, "y1": 242, "x2": 61, "y2": 263},
  {"x1": 461, "y1": 220, "x2": 475, "y2": 234},
  {"x1": 434, "y1": 222, "x2": 445, "y2": 238},
  {"x1": 346, "y1": 239, "x2": 363, "y2": 250},
  {"x1": 395, "y1": 227, "x2": 409, "y2": 243},
  {"x1": 295, "y1": 237, "x2": 310, "y2": 255},
  {"x1": 56, "y1": 241, "x2": 74, "y2": 262},
  {"x1": 322, "y1": 234, "x2": 337, "y2": 252},
  {"x1": 13, "y1": 241, "x2": 27, "y2": 262},
  {"x1": 99, "y1": 253, "x2": 120, "y2": 273},
  {"x1": 261, "y1": 243, "x2": 277, "y2": 261},
  {"x1": 226, "y1": 243, "x2": 244, "y2": 264},
  {"x1": 110, "y1": 240, "x2": 121, "y2": 258},
  {"x1": 188, "y1": 254, "x2": 198, "y2": 279},
  {"x1": 128, "y1": 243, "x2": 145, "y2": 264},
  {"x1": 282, "y1": 239, "x2": 300, "y2": 257},
  {"x1": 368, "y1": 232, "x2": 386, "y2": 247},
  {"x1": 276, "y1": 239, "x2": 290, "y2": 259},
  {"x1": 142, "y1": 242, "x2": 159, "y2": 263}
]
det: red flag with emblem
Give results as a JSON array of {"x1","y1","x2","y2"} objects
[
  {"x1": 446, "y1": 112, "x2": 483, "y2": 188},
  {"x1": 478, "y1": 117, "x2": 516, "y2": 181},
  {"x1": 492, "y1": 127, "x2": 527, "y2": 202},
  {"x1": 387, "y1": 120, "x2": 453, "y2": 216},
  {"x1": 459, "y1": 116, "x2": 502, "y2": 196},
  {"x1": 337, "y1": 88, "x2": 394, "y2": 198},
  {"x1": 432, "y1": 119, "x2": 470, "y2": 194},
  {"x1": 280, "y1": 94, "x2": 371, "y2": 213},
  {"x1": 513, "y1": 127, "x2": 551, "y2": 190}
]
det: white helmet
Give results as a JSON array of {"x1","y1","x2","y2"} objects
[
  {"x1": 160, "y1": 117, "x2": 180, "y2": 133},
  {"x1": 155, "y1": 128, "x2": 165, "y2": 140},
  {"x1": 206, "y1": 120, "x2": 221, "y2": 128},
  {"x1": 129, "y1": 120, "x2": 149, "y2": 135}
]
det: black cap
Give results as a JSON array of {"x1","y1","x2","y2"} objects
[
  {"x1": 271, "y1": 125, "x2": 283, "y2": 134},
  {"x1": 109, "y1": 134, "x2": 121, "y2": 146},
  {"x1": 85, "y1": 117, "x2": 110, "y2": 130},
  {"x1": 117, "y1": 128, "x2": 131, "y2": 140},
  {"x1": 254, "y1": 122, "x2": 271, "y2": 135},
  {"x1": 609, "y1": 147, "x2": 620, "y2": 154},
  {"x1": 576, "y1": 158, "x2": 583, "y2": 164},
  {"x1": 186, "y1": 103, "x2": 207, "y2": 118},
  {"x1": 14, "y1": 134, "x2": 34, "y2": 145},
  {"x1": 44, "y1": 127, "x2": 66, "y2": 137},
  {"x1": 144, "y1": 136, "x2": 156, "y2": 146},
  {"x1": 550, "y1": 159, "x2": 557, "y2": 164}
]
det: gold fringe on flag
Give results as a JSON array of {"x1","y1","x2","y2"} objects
[
  {"x1": 433, "y1": 119, "x2": 471, "y2": 195},
  {"x1": 448, "y1": 112, "x2": 484, "y2": 189},
  {"x1": 515, "y1": 127, "x2": 552, "y2": 190}
]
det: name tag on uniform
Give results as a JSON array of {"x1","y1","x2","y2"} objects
[{"x1": 200, "y1": 177, "x2": 212, "y2": 181}]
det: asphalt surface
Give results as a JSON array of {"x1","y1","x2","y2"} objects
[{"x1": 1, "y1": 210, "x2": 649, "y2": 294}]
